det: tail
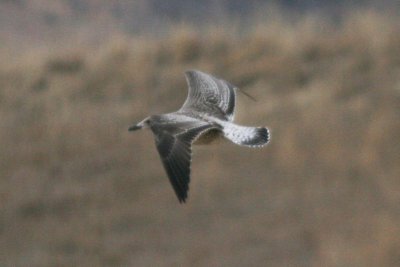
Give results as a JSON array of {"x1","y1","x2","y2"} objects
[{"x1": 222, "y1": 123, "x2": 270, "y2": 147}]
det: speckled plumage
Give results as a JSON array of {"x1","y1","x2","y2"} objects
[{"x1": 129, "y1": 70, "x2": 270, "y2": 202}]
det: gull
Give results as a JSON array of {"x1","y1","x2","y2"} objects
[{"x1": 129, "y1": 70, "x2": 270, "y2": 203}]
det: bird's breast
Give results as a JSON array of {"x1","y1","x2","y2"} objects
[{"x1": 194, "y1": 129, "x2": 223, "y2": 145}]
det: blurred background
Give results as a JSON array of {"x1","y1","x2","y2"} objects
[{"x1": 1, "y1": 1, "x2": 400, "y2": 266}]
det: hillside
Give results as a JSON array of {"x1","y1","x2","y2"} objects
[
  {"x1": 1, "y1": 10, "x2": 400, "y2": 267},
  {"x1": 1, "y1": 0, "x2": 399, "y2": 48}
]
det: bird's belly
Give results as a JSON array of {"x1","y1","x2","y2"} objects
[{"x1": 194, "y1": 129, "x2": 223, "y2": 145}]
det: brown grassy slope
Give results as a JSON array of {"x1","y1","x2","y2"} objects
[{"x1": 1, "y1": 13, "x2": 400, "y2": 267}]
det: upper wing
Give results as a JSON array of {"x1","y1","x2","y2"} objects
[
  {"x1": 150, "y1": 120, "x2": 215, "y2": 203},
  {"x1": 180, "y1": 70, "x2": 237, "y2": 121}
]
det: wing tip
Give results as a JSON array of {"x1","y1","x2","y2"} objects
[
  {"x1": 185, "y1": 69, "x2": 212, "y2": 80},
  {"x1": 171, "y1": 185, "x2": 189, "y2": 204},
  {"x1": 185, "y1": 69, "x2": 201, "y2": 75},
  {"x1": 176, "y1": 188, "x2": 188, "y2": 203},
  {"x1": 184, "y1": 69, "x2": 202, "y2": 80}
]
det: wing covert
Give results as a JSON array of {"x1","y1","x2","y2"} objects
[{"x1": 180, "y1": 70, "x2": 236, "y2": 121}]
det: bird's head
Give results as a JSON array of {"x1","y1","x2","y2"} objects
[{"x1": 128, "y1": 117, "x2": 151, "y2": 131}]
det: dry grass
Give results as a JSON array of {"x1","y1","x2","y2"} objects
[{"x1": 1, "y1": 10, "x2": 400, "y2": 267}]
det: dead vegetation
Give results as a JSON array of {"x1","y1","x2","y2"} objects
[{"x1": 0, "y1": 10, "x2": 399, "y2": 267}]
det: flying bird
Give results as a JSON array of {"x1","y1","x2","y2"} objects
[{"x1": 129, "y1": 70, "x2": 270, "y2": 202}]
